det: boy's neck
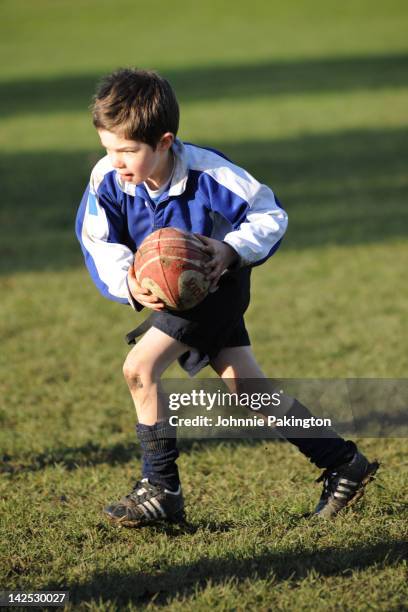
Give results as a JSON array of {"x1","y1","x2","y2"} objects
[{"x1": 145, "y1": 149, "x2": 174, "y2": 191}]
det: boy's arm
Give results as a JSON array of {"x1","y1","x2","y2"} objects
[
  {"x1": 203, "y1": 166, "x2": 288, "y2": 268},
  {"x1": 222, "y1": 182, "x2": 288, "y2": 267},
  {"x1": 75, "y1": 183, "x2": 143, "y2": 310}
]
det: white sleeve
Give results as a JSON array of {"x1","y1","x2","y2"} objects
[
  {"x1": 76, "y1": 184, "x2": 135, "y2": 305},
  {"x1": 223, "y1": 183, "x2": 288, "y2": 266}
]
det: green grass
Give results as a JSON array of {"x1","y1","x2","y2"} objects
[
  {"x1": 1, "y1": 440, "x2": 407, "y2": 610},
  {"x1": 1, "y1": 0, "x2": 408, "y2": 609}
]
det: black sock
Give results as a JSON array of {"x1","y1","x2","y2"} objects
[
  {"x1": 276, "y1": 399, "x2": 357, "y2": 469},
  {"x1": 136, "y1": 420, "x2": 180, "y2": 491}
]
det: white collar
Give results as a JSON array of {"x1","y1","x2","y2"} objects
[{"x1": 168, "y1": 138, "x2": 189, "y2": 197}]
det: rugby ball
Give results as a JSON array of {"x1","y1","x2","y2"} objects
[{"x1": 134, "y1": 228, "x2": 211, "y2": 311}]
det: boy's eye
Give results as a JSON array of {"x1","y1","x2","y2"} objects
[{"x1": 104, "y1": 148, "x2": 138, "y2": 153}]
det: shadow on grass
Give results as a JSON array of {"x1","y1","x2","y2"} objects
[
  {"x1": 42, "y1": 540, "x2": 407, "y2": 607},
  {"x1": 1, "y1": 53, "x2": 408, "y2": 118},
  {"x1": 1, "y1": 127, "x2": 407, "y2": 275},
  {"x1": 0, "y1": 438, "x2": 284, "y2": 475},
  {"x1": 0, "y1": 441, "x2": 140, "y2": 475}
]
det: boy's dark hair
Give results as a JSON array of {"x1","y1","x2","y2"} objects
[{"x1": 92, "y1": 68, "x2": 179, "y2": 149}]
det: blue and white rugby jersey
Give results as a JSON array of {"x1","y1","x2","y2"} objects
[{"x1": 75, "y1": 139, "x2": 288, "y2": 305}]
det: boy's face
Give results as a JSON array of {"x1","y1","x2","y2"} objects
[{"x1": 98, "y1": 129, "x2": 173, "y2": 187}]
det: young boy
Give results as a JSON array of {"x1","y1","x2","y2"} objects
[{"x1": 76, "y1": 68, "x2": 378, "y2": 526}]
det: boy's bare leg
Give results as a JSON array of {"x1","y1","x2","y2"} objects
[
  {"x1": 210, "y1": 344, "x2": 293, "y2": 412},
  {"x1": 123, "y1": 327, "x2": 190, "y2": 424},
  {"x1": 104, "y1": 327, "x2": 190, "y2": 526},
  {"x1": 210, "y1": 345, "x2": 266, "y2": 389}
]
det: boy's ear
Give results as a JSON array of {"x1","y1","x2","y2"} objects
[{"x1": 158, "y1": 132, "x2": 175, "y2": 151}]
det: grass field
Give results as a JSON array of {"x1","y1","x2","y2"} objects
[{"x1": 1, "y1": 1, "x2": 408, "y2": 609}]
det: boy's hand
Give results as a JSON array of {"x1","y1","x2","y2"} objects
[
  {"x1": 194, "y1": 234, "x2": 239, "y2": 291},
  {"x1": 127, "y1": 265, "x2": 166, "y2": 311}
]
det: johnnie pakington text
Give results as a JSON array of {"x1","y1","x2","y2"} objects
[
  {"x1": 168, "y1": 415, "x2": 332, "y2": 428},
  {"x1": 167, "y1": 392, "x2": 332, "y2": 429}
]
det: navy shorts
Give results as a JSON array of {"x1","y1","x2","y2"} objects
[{"x1": 126, "y1": 268, "x2": 252, "y2": 376}]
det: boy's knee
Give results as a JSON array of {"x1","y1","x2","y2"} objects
[{"x1": 122, "y1": 352, "x2": 159, "y2": 390}]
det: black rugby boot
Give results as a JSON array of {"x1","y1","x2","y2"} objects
[
  {"x1": 313, "y1": 451, "x2": 379, "y2": 519},
  {"x1": 104, "y1": 478, "x2": 185, "y2": 527}
]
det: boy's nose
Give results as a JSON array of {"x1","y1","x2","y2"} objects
[{"x1": 110, "y1": 153, "x2": 125, "y2": 168}]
